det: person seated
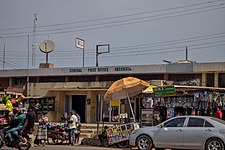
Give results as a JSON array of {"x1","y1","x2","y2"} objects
[{"x1": 98, "y1": 126, "x2": 109, "y2": 146}]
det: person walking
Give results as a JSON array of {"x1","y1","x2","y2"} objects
[
  {"x1": 68, "y1": 110, "x2": 78, "y2": 146},
  {"x1": 36, "y1": 111, "x2": 48, "y2": 146}
]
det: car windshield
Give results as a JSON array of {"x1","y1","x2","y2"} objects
[{"x1": 211, "y1": 117, "x2": 225, "y2": 125}]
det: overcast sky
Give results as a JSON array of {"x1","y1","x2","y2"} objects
[{"x1": 0, "y1": 0, "x2": 225, "y2": 70}]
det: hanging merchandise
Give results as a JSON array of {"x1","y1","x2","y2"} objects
[
  {"x1": 142, "y1": 97, "x2": 153, "y2": 109},
  {"x1": 167, "y1": 107, "x2": 174, "y2": 119},
  {"x1": 223, "y1": 94, "x2": 225, "y2": 111},
  {"x1": 5, "y1": 100, "x2": 13, "y2": 111}
]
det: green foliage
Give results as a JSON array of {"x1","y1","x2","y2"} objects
[{"x1": 1, "y1": 95, "x2": 12, "y2": 105}]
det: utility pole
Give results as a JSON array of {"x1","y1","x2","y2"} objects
[
  {"x1": 32, "y1": 13, "x2": 37, "y2": 67},
  {"x1": 27, "y1": 35, "x2": 30, "y2": 96},
  {"x1": 0, "y1": 36, "x2": 5, "y2": 70}
]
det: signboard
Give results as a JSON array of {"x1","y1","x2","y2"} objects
[
  {"x1": 141, "y1": 109, "x2": 154, "y2": 126},
  {"x1": 106, "y1": 122, "x2": 139, "y2": 145},
  {"x1": 75, "y1": 38, "x2": 84, "y2": 49},
  {"x1": 153, "y1": 85, "x2": 176, "y2": 96}
]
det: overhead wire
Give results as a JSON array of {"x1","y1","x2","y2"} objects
[
  {"x1": 1, "y1": 1, "x2": 225, "y2": 38},
  {"x1": 0, "y1": 0, "x2": 224, "y2": 68},
  {"x1": 0, "y1": 0, "x2": 222, "y2": 31},
  {"x1": 6, "y1": 39, "x2": 225, "y2": 60},
  {"x1": 4, "y1": 31, "x2": 225, "y2": 55}
]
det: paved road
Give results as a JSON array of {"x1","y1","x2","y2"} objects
[
  {"x1": 0, "y1": 145, "x2": 176, "y2": 150},
  {"x1": 0, "y1": 145, "x2": 133, "y2": 150}
]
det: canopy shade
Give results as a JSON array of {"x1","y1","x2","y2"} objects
[
  {"x1": 143, "y1": 85, "x2": 157, "y2": 94},
  {"x1": 104, "y1": 77, "x2": 149, "y2": 122},
  {"x1": 104, "y1": 77, "x2": 150, "y2": 101}
]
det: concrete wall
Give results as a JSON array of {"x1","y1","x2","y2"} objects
[{"x1": 29, "y1": 81, "x2": 107, "y2": 123}]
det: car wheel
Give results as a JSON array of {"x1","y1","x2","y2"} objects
[
  {"x1": 136, "y1": 135, "x2": 153, "y2": 150},
  {"x1": 205, "y1": 138, "x2": 224, "y2": 150}
]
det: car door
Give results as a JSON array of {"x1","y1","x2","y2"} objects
[
  {"x1": 183, "y1": 117, "x2": 214, "y2": 149},
  {"x1": 154, "y1": 117, "x2": 186, "y2": 149}
]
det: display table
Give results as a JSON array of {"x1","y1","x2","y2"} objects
[{"x1": 106, "y1": 122, "x2": 139, "y2": 145}]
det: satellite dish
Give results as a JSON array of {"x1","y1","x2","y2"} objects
[{"x1": 39, "y1": 40, "x2": 55, "y2": 53}]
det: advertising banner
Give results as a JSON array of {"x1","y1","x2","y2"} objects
[{"x1": 106, "y1": 122, "x2": 139, "y2": 145}]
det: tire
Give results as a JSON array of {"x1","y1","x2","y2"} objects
[
  {"x1": 17, "y1": 141, "x2": 31, "y2": 150},
  {"x1": 205, "y1": 138, "x2": 224, "y2": 150},
  {"x1": 116, "y1": 140, "x2": 129, "y2": 148},
  {"x1": 0, "y1": 141, "x2": 3, "y2": 149},
  {"x1": 136, "y1": 135, "x2": 153, "y2": 150}
]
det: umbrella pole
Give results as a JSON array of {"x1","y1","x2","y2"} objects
[{"x1": 127, "y1": 95, "x2": 136, "y2": 122}]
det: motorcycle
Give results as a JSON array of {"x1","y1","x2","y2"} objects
[{"x1": 0, "y1": 125, "x2": 32, "y2": 150}]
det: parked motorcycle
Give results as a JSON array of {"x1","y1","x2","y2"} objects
[{"x1": 0, "y1": 125, "x2": 32, "y2": 150}]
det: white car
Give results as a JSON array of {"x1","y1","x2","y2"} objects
[{"x1": 129, "y1": 116, "x2": 225, "y2": 150}]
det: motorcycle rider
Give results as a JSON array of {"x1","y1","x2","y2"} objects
[
  {"x1": 21, "y1": 105, "x2": 36, "y2": 132},
  {"x1": 6, "y1": 108, "x2": 26, "y2": 143}
]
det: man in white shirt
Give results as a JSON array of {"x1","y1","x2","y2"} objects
[{"x1": 69, "y1": 110, "x2": 78, "y2": 146}]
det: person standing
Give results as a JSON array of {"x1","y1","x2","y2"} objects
[
  {"x1": 68, "y1": 110, "x2": 78, "y2": 146},
  {"x1": 22, "y1": 105, "x2": 36, "y2": 132},
  {"x1": 74, "y1": 111, "x2": 81, "y2": 144},
  {"x1": 36, "y1": 111, "x2": 48, "y2": 146},
  {"x1": 216, "y1": 107, "x2": 223, "y2": 119}
]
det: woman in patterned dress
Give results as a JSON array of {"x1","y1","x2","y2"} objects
[{"x1": 37, "y1": 111, "x2": 48, "y2": 146}]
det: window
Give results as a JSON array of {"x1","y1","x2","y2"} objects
[
  {"x1": 187, "y1": 117, "x2": 214, "y2": 127},
  {"x1": 204, "y1": 121, "x2": 214, "y2": 127},
  {"x1": 40, "y1": 97, "x2": 55, "y2": 111},
  {"x1": 187, "y1": 118, "x2": 204, "y2": 127},
  {"x1": 164, "y1": 117, "x2": 185, "y2": 127},
  {"x1": 28, "y1": 97, "x2": 55, "y2": 112}
]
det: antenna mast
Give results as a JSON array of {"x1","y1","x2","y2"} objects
[
  {"x1": 186, "y1": 46, "x2": 188, "y2": 60},
  {"x1": 32, "y1": 13, "x2": 37, "y2": 67}
]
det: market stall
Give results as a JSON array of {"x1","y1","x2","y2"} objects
[
  {"x1": 103, "y1": 77, "x2": 149, "y2": 147},
  {"x1": 106, "y1": 122, "x2": 139, "y2": 147},
  {"x1": 142, "y1": 85, "x2": 225, "y2": 125}
]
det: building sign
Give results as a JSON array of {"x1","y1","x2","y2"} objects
[
  {"x1": 75, "y1": 38, "x2": 84, "y2": 49},
  {"x1": 69, "y1": 66, "x2": 132, "y2": 73},
  {"x1": 153, "y1": 85, "x2": 176, "y2": 96}
]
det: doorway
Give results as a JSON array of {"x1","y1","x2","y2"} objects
[{"x1": 72, "y1": 95, "x2": 86, "y2": 123}]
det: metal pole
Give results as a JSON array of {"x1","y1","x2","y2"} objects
[
  {"x1": 96, "y1": 95, "x2": 100, "y2": 136},
  {"x1": 27, "y1": 35, "x2": 30, "y2": 96},
  {"x1": 0, "y1": 36, "x2": 5, "y2": 70},
  {"x1": 82, "y1": 46, "x2": 84, "y2": 67},
  {"x1": 186, "y1": 46, "x2": 188, "y2": 60},
  {"x1": 45, "y1": 42, "x2": 48, "y2": 64},
  {"x1": 126, "y1": 91, "x2": 136, "y2": 122},
  {"x1": 96, "y1": 45, "x2": 98, "y2": 67},
  {"x1": 46, "y1": 53, "x2": 48, "y2": 64}
]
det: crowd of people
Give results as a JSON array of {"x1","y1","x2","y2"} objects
[
  {"x1": 0, "y1": 103, "x2": 81, "y2": 147},
  {"x1": 0, "y1": 105, "x2": 36, "y2": 146}
]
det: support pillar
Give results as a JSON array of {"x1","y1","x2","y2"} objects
[
  {"x1": 214, "y1": 72, "x2": 219, "y2": 87},
  {"x1": 201, "y1": 73, "x2": 206, "y2": 86}
]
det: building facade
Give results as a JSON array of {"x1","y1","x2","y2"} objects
[{"x1": 0, "y1": 61, "x2": 225, "y2": 123}]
